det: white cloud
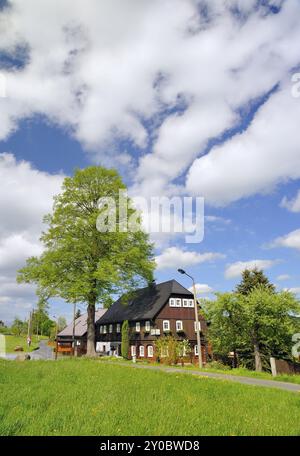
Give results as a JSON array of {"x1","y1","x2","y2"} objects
[
  {"x1": 0, "y1": 0, "x2": 300, "y2": 190},
  {"x1": 225, "y1": 259, "x2": 279, "y2": 279},
  {"x1": 189, "y1": 283, "x2": 214, "y2": 295},
  {"x1": 155, "y1": 246, "x2": 225, "y2": 271},
  {"x1": 281, "y1": 190, "x2": 300, "y2": 213},
  {"x1": 0, "y1": 153, "x2": 63, "y2": 321},
  {"x1": 283, "y1": 287, "x2": 300, "y2": 294},
  {"x1": 271, "y1": 229, "x2": 300, "y2": 251},
  {"x1": 277, "y1": 274, "x2": 291, "y2": 281}
]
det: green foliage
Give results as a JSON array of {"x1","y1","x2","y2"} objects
[
  {"x1": 17, "y1": 166, "x2": 155, "y2": 355},
  {"x1": 0, "y1": 359, "x2": 300, "y2": 436},
  {"x1": 11, "y1": 317, "x2": 27, "y2": 336},
  {"x1": 155, "y1": 336, "x2": 191, "y2": 365},
  {"x1": 207, "y1": 286, "x2": 300, "y2": 371},
  {"x1": 121, "y1": 320, "x2": 129, "y2": 359},
  {"x1": 236, "y1": 268, "x2": 275, "y2": 295},
  {"x1": 31, "y1": 298, "x2": 54, "y2": 337},
  {"x1": 205, "y1": 360, "x2": 231, "y2": 371}
]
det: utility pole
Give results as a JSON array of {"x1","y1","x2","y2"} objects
[
  {"x1": 178, "y1": 269, "x2": 203, "y2": 369},
  {"x1": 72, "y1": 303, "x2": 76, "y2": 357}
]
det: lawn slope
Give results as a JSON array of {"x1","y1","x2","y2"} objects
[{"x1": 0, "y1": 359, "x2": 299, "y2": 436}]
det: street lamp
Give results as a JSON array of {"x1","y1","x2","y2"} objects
[{"x1": 178, "y1": 269, "x2": 203, "y2": 368}]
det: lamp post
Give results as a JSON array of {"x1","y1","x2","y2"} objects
[{"x1": 178, "y1": 269, "x2": 203, "y2": 368}]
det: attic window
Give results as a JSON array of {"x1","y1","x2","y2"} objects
[
  {"x1": 183, "y1": 299, "x2": 189, "y2": 307},
  {"x1": 135, "y1": 322, "x2": 141, "y2": 333},
  {"x1": 175, "y1": 299, "x2": 182, "y2": 307},
  {"x1": 116, "y1": 324, "x2": 121, "y2": 333},
  {"x1": 189, "y1": 299, "x2": 194, "y2": 307},
  {"x1": 145, "y1": 321, "x2": 151, "y2": 332},
  {"x1": 169, "y1": 298, "x2": 176, "y2": 307}
]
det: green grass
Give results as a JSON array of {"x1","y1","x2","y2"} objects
[
  {"x1": 98, "y1": 356, "x2": 300, "y2": 385},
  {"x1": 3, "y1": 335, "x2": 47, "y2": 353},
  {"x1": 0, "y1": 359, "x2": 300, "y2": 436}
]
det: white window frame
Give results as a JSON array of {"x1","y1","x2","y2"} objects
[
  {"x1": 163, "y1": 320, "x2": 170, "y2": 332},
  {"x1": 139, "y1": 345, "x2": 144, "y2": 357},
  {"x1": 116, "y1": 323, "x2": 121, "y2": 333},
  {"x1": 175, "y1": 298, "x2": 182, "y2": 307},
  {"x1": 189, "y1": 299, "x2": 195, "y2": 307},
  {"x1": 147, "y1": 345, "x2": 154, "y2": 358},
  {"x1": 103, "y1": 325, "x2": 107, "y2": 334},
  {"x1": 176, "y1": 320, "x2": 183, "y2": 332},
  {"x1": 135, "y1": 322, "x2": 141, "y2": 333},
  {"x1": 131, "y1": 345, "x2": 136, "y2": 357},
  {"x1": 145, "y1": 321, "x2": 151, "y2": 332},
  {"x1": 183, "y1": 299, "x2": 189, "y2": 307},
  {"x1": 99, "y1": 326, "x2": 103, "y2": 334},
  {"x1": 109, "y1": 324, "x2": 113, "y2": 333},
  {"x1": 194, "y1": 345, "x2": 199, "y2": 355},
  {"x1": 194, "y1": 321, "x2": 201, "y2": 332},
  {"x1": 169, "y1": 298, "x2": 176, "y2": 307}
]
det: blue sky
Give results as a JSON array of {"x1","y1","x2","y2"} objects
[{"x1": 0, "y1": 0, "x2": 300, "y2": 323}]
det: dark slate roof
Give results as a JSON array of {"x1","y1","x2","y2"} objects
[
  {"x1": 58, "y1": 308, "x2": 107, "y2": 337},
  {"x1": 97, "y1": 280, "x2": 193, "y2": 324}
]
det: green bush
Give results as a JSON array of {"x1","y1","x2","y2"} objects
[{"x1": 205, "y1": 360, "x2": 231, "y2": 371}]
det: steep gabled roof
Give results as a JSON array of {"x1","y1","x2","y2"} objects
[
  {"x1": 58, "y1": 308, "x2": 107, "y2": 337},
  {"x1": 97, "y1": 279, "x2": 193, "y2": 324}
]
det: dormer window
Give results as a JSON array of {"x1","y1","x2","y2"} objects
[
  {"x1": 145, "y1": 321, "x2": 151, "y2": 332},
  {"x1": 183, "y1": 299, "x2": 189, "y2": 307},
  {"x1": 103, "y1": 325, "x2": 107, "y2": 334},
  {"x1": 116, "y1": 323, "x2": 121, "y2": 333},
  {"x1": 135, "y1": 322, "x2": 141, "y2": 333},
  {"x1": 109, "y1": 324, "x2": 113, "y2": 333},
  {"x1": 175, "y1": 298, "x2": 182, "y2": 307},
  {"x1": 189, "y1": 299, "x2": 194, "y2": 307},
  {"x1": 169, "y1": 298, "x2": 176, "y2": 307}
]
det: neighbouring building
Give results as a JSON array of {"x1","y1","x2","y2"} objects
[
  {"x1": 96, "y1": 279, "x2": 208, "y2": 362},
  {"x1": 57, "y1": 308, "x2": 107, "y2": 355}
]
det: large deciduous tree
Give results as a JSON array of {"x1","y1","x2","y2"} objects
[
  {"x1": 207, "y1": 283, "x2": 300, "y2": 371},
  {"x1": 17, "y1": 167, "x2": 155, "y2": 356}
]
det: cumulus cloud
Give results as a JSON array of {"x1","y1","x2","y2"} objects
[
  {"x1": 225, "y1": 259, "x2": 279, "y2": 279},
  {"x1": 271, "y1": 229, "x2": 300, "y2": 251},
  {"x1": 0, "y1": 0, "x2": 300, "y2": 194},
  {"x1": 0, "y1": 153, "x2": 63, "y2": 321},
  {"x1": 281, "y1": 191, "x2": 300, "y2": 213},
  {"x1": 155, "y1": 246, "x2": 225, "y2": 270},
  {"x1": 189, "y1": 283, "x2": 214, "y2": 295}
]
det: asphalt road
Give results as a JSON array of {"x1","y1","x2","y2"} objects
[{"x1": 104, "y1": 361, "x2": 300, "y2": 393}]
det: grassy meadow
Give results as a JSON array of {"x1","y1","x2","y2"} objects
[
  {"x1": 3, "y1": 335, "x2": 46, "y2": 353},
  {"x1": 0, "y1": 358, "x2": 300, "y2": 436}
]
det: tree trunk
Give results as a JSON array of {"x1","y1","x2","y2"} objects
[
  {"x1": 233, "y1": 349, "x2": 238, "y2": 368},
  {"x1": 86, "y1": 302, "x2": 96, "y2": 357},
  {"x1": 253, "y1": 339, "x2": 262, "y2": 372}
]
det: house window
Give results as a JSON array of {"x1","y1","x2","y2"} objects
[
  {"x1": 145, "y1": 321, "x2": 151, "y2": 332},
  {"x1": 116, "y1": 323, "x2": 121, "y2": 333},
  {"x1": 135, "y1": 322, "x2": 140, "y2": 332},
  {"x1": 99, "y1": 326, "x2": 103, "y2": 334},
  {"x1": 109, "y1": 324, "x2": 113, "y2": 333},
  {"x1": 163, "y1": 320, "x2": 170, "y2": 332},
  {"x1": 103, "y1": 325, "x2": 107, "y2": 334},
  {"x1": 139, "y1": 345, "x2": 144, "y2": 357},
  {"x1": 147, "y1": 345, "x2": 154, "y2": 358},
  {"x1": 189, "y1": 299, "x2": 194, "y2": 307},
  {"x1": 175, "y1": 298, "x2": 181, "y2": 307},
  {"x1": 131, "y1": 345, "x2": 136, "y2": 357},
  {"x1": 176, "y1": 320, "x2": 183, "y2": 332},
  {"x1": 169, "y1": 298, "x2": 176, "y2": 307},
  {"x1": 183, "y1": 299, "x2": 189, "y2": 307},
  {"x1": 194, "y1": 321, "x2": 201, "y2": 332},
  {"x1": 194, "y1": 345, "x2": 199, "y2": 356}
]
